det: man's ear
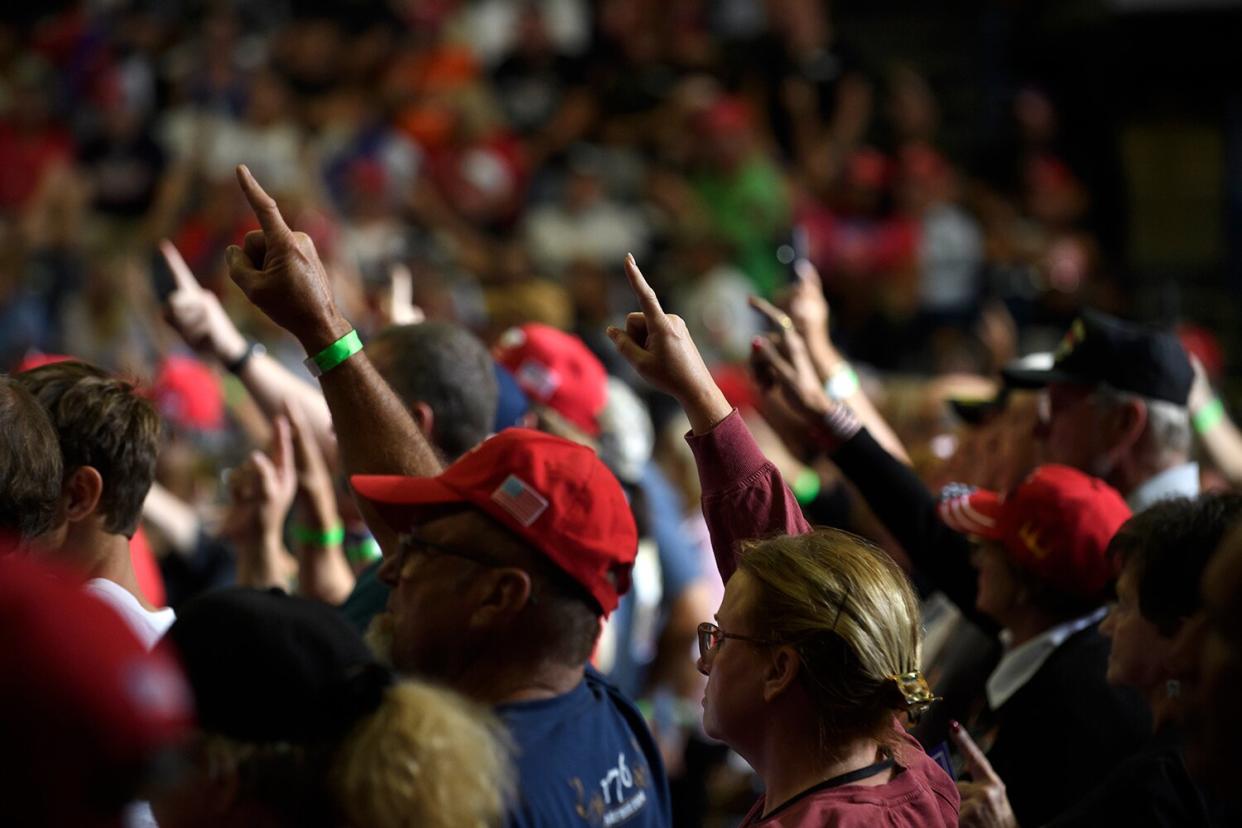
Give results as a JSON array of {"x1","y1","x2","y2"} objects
[
  {"x1": 762, "y1": 644, "x2": 802, "y2": 703},
  {"x1": 409, "y1": 401, "x2": 435, "y2": 441},
  {"x1": 64, "y1": 466, "x2": 104, "y2": 523},
  {"x1": 469, "y1": 567, "x2": 534, "y2": 629}
]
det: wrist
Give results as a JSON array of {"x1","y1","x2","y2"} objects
[
  {"x1": 296, "y1": 312, "x2": 354, "y2": 356},
  {"x1": 216, "y1": 329, "x2": 248, "y2": 365},
  {"x1": 679, "y1": 386, "x2": 734, "y2": 436}
]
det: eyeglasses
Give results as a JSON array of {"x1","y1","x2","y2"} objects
[
  {"x1": 697, "y1": 622, "x2": 780, "y2": 661},
  {"x1": 394, "y1": 533, "x2": 506, "y2": 573}
]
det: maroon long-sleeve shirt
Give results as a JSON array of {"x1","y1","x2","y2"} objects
[{"x1": 684, "y1": 410, "x2": 960, "y2": 827}]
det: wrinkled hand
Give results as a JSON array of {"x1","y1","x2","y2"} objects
[
  {"x1": 226, "y1": 165, "x2": 349, "y2": 351},
  {"x1": 951, "y1": 722, "x2": 1020, "y2": 828},
  {"x1": 160, "y1": 239, "x2": 248, "y2": 364},
  {"x1": 749, "y1": 295, "x2": 834, "y2": 421},
  {"x1": 607, "y1": 255, "x2": 731, "y2": 432}
]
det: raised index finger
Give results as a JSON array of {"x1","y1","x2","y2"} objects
[
  {"x1": 623, "y1": 254, "x2": 668, "y2": 327},
  {"x1": 949, "y1": 722, "x2": 1001, "y2": 785},
  {"x1": 236, "y1": 164, "x2": 294, "y2": 241},
  {"x1": 159, "y1": 239, "x2": 201, "y2": 295}
]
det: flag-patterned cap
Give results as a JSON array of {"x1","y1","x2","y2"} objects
[{"x1": 351, "y1": 429, "x2": 636, "y2": 614}]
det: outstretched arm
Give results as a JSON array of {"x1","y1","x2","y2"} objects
[
  {"x1": 224, "y1": 165, "x2": 440, "y2": 551},
  {"x1": 606, "y1": 255, "x2": 809, "y2": 582}
]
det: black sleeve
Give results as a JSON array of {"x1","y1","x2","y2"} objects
[{"x1": 831, "y1": 428, "x2": 996, "y2": 634}]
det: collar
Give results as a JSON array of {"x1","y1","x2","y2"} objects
[
  {"x1": 986, "y1": 606, "x2": 1108, "y2": 710},
  {"x1": 1127, "y1": 462, "x2": 1199, "y2": 512}
]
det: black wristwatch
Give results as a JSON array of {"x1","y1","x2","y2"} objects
[{"x1": 224, "y1": 340, "x2": 265, "y2": 374}]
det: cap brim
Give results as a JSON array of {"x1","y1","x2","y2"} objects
[
  {"x1": 938, "y1": 488, "x2": 1005, "y2": 540},
  {"x1": 947, "y1": 392, "x2": 1007, "y2": 426},
  {"x1": 1000, "y1": 364, "x2": 1084, "y2": 390},
  {"x1": 350, "y1": 475, "x2": 467, "y2": 534}
]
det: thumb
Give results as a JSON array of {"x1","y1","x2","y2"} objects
[
  {"x1": 226, "y1": 245, "x2": 262, "y2": 293},
  {"x1": 607, "y1": 325, "x2": 649, "y2": 367},
  {"x1": 950, "y1": 721, "x2": 1002, "y2": 786}
]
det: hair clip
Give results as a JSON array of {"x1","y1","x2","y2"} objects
[{"x1": 889, "y1": 671, "x2": 940, "y2": 722}]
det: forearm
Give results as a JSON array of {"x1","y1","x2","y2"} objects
[
  {"x1": 1195, "y1": 399, "x2": 1242, "y2": 487},
  {"x1": 142, "y1": 482, "x2": 201, "y2": 557},
  {"x1": 293, "y1": 497, "x2": 355, "y2": 605},
  {"x1": 813, "y1": 342, "x2": 911, "y2": 466},
  {"x1": 235, "y1": 531, "x2": 294, "y2": 591},
  {"x1": 238, "y1": 353, "x2": 336, "y2": 462}
]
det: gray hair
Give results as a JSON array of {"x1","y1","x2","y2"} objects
[{"x1": 1093, "y1": 386, "x2": 1191, "y2": 462}]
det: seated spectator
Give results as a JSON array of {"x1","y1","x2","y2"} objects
[
  {"x1": 951, "y1": 493, "x2": 1242, "y2": 826},
  {"x1": 0, "y1": 374, "x2": 64, "y2": 549},
  {"x1": 745, "y1": 308, "x2": 1151, "y2": 825},
  {"x1": 16, "y1": 360, "x2": 175, "y2": 648},
  {"x1": 1003, "y1": 310, "x2": 1197, "y2": 509},
  {"x1": 155, "y1": 587, "x2": 512, "y2": 828},
  {"x1": 607, "y1": 255, "x2": 958, "y2": 825},
  {"x1": 0, "y1": 554, "x2": 192, "y2": 828}
]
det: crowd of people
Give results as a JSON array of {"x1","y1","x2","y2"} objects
[{"x1": 3, "y1": 2, "x2": 1242, "y2": 827}]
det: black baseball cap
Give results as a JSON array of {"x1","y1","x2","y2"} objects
[
  {"x1": 162, "y1": 588, "x2": 392, "y2": 744},
  {"x1": 1002, "y1": 311, "x2": 1193, "y2": 405}
]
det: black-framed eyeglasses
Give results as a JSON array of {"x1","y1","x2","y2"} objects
[{"x1": 697, "y1": 622, "x2": 781, "y2": 660}]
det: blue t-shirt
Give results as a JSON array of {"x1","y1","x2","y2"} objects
[{"x1": 498, "y1": 669, "x2": 671, "y2": 828}]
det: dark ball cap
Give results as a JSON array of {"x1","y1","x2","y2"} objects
[
  {"x1": 1002, "y1": 310, "x2": 1193, "y2": 405},
  {"x1": 161, "y1": 588, "x2": 392, "y2": 744}
]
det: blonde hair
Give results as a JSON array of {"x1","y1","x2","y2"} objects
[
  {"x1": 333, "y1": 680, "x2": 515, "y2": 828},
  {"x1": 738, "y1": 528, "x2": 931, "y2": 755}
]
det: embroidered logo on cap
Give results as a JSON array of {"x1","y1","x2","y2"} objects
[
  {"x1": 516, "y1": 359, "x2": 561, "y2": 402},
  {"x1": 491, "y1": 474, "x2": 549, "y2": 526}
]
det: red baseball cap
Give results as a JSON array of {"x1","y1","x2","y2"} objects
[
  {"x1": 351, "y1": 428, "x2": 636, "y2": 615},
  {"x1": 151, "y1": 354, "x2": 225, "y2": 432},
  {"x1": 0, "y1": 554, "x2": 193, "y2": 826},
  {"x1": 938, "y1": 464, "x2": 1131, "y2": 601},
  {"x1": 494, "y1": 324, "x2": 608, "y2": 437}
]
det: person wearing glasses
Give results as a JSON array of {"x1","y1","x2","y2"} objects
[{"x1": 608, "y1": 255, "x2": 958, "y2": 825}]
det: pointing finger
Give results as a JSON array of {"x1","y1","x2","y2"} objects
[
  {"x1": 623, "y1": 254, "x2": 667, "y2": 328},
  {"x1": 793, "y1": 258, "x2": 822, "y2": 288},
  {"x1": 749, "y1": 295, "x2": 794, "y2": 332},
  {"x1": 950, "y1": 721, "x2": 1002, "y2": 786},
  {"x1": 236, "y1": 164, "x2": 294, "y2": 242},
  {"x1": 160, "y1": 239, "x2": 201, "y2": 295}
]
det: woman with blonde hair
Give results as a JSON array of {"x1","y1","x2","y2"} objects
[
  {"x1": 609, "y1": 256, "x2": 958, "y2": 825},
  {"x1": 152, "y1": 588, "x2": 513, "y2": 828}
]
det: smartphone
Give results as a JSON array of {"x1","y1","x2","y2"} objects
[{"x1": 776, "y1": 223, "x2": 810, "y2": 283}]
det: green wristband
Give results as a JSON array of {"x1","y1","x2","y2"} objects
[
  {"x1": 1193, "y1": 398, "x2": 1226, "y2": 435},
  {"x1": 792, "y1": 468, "x2": 822, "y2": 505},
  {"x1": 345, "y1": 537, "x2": 382, "y2": 565},
  {"x1": 304, "y1": 330, "x2": 363, "y2": 377},
  {"x1": 291, "y1": 523, "x2": 346, "y2": 547}
]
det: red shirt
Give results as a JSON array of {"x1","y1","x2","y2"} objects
[
  {"x1": 739, "y1": 721, "x2": 959, "y2": 827},
  {"x1": 686, "y1": 411, "x2": 960, "y2": 827}
]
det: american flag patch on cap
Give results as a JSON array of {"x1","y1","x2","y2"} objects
[
  {"x1": 491, "y1": 474, "x2": 549, "y2": 526},
  {"x1": 516, "y1": 359, "x2": 560, "y2": 402}
]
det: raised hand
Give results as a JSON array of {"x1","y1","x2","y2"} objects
[
  {"x1": 748, "y1": 295, "x2": 835, "y2": 421},
  {"x1": 222, "y1": 415, "x2": 298, "y2": 590},
  {"x1": 385, "y1": 262, "x2": 425, "y2": 326},
  {"x1": 286, "y1": 401, "x2": 338, "y2": 524},
  {"x1": 161, "y1": 239, "x2": 248, "y2": 364},
  {"x1": 777, "y1": 259, "x2": 836, "y2": 382},
  {"x1": 606, "y1": 254, "x2": 732, "y2": 434},
  {"x1": 950, "y1": 721, "x2": 1020, "y2": 828},
  {"x1": 226, "y1": 165, "x2": 350, "y2": 351}
]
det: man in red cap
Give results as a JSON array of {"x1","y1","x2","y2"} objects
[
  {"x1": 494, "y1": 321, "x2": 609, "y2": 440},
  {"x1": 220, "y1": 166, "x2": 671, "y2": 827}
]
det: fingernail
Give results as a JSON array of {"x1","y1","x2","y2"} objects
[
  {"x1": 949, "y1": 720, "x2": 961, "y2": 733},
  {"x1": 751, "y1": 337, "x2": 764, "y2": 350},
  {"x1": 626, "y1": 253, "x2": 635, "y2": 264}
]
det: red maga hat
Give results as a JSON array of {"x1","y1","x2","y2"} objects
[
  {"x1": 493, "y1": 323, "x2": 608, "y2": 437},
  {"x1": 352, "y1": 428, "x2": 636, "y2": 615},
  {"x1": 938, "y1": 464, "x2": 1131, "y2": 602}
]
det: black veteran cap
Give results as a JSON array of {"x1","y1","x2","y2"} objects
[{"x1": 1002, "y1": 311, "x2": 1193, "y2": 405}]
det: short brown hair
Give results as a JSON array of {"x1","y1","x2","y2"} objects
[
  {"x1": 17, "y1": 362, "x2": 161, "y2": 537},
  {"x1": 0, "y1": 375, "x2": 64, "y2": 542}
]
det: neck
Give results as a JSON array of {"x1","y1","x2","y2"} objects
[
  {"x1": 453, "y1": 658, "x2": 586, "y2": 707},
  {"x1": 1111, "y1": 451, "x2": 1188, "y2": 500},
  {"x1": 73, "y1": 526, "x2": 152, "y2": 611},
  {"x1": 1002, "y1": 606, "x2": 1061, "y2": 648},
  {"x1": 1146, "y1": 682, "x2": 1181, "y2": 733},
  {"x1": 749, "y1": 711, "x2": 888, "y2": 817}
]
